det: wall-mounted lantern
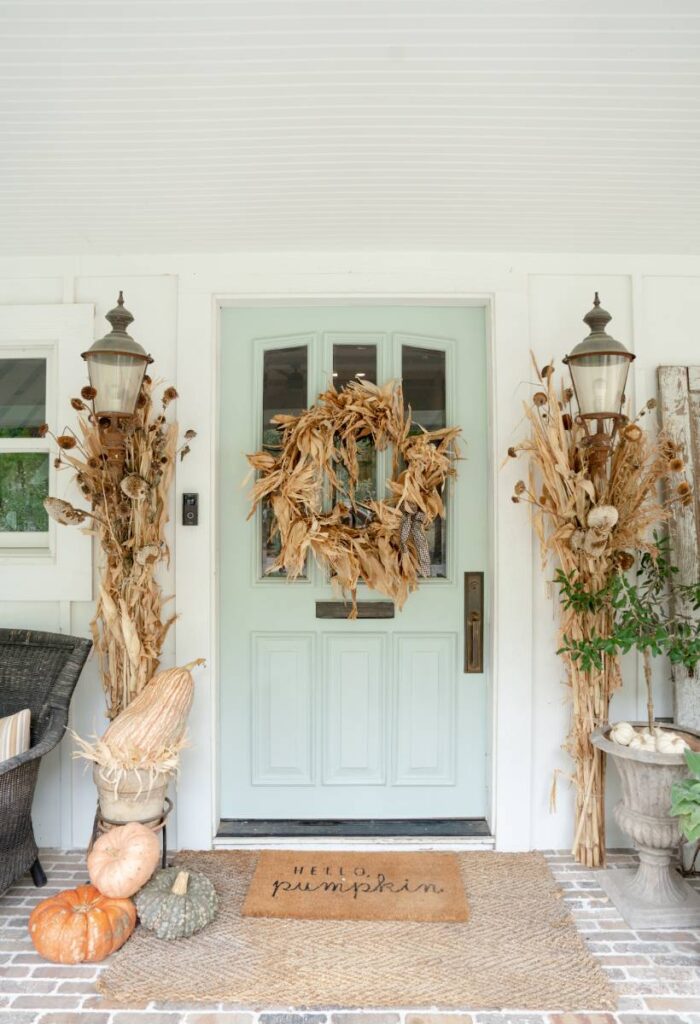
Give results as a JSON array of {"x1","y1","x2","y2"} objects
[
  {"x1": 563, "y1": 292, "x2": 635, "y2": 471},
  {"x1": 81, "y1": 292, "x2": 153, "y2": 459}
]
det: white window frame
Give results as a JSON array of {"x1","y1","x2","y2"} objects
[
  {"x1": 0, "y1": 343, "x2": 54, "y2": 548},
  {"x1": 0, "y1": 305, "x2": 94, "y2": 601}
]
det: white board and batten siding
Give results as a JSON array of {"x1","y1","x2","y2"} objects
[
  {"x1": 1, "y1": 255, "x2": 700, "y2": 852},
  {"x1": 658, "y1": 365, "x2": 700, "y2": 730}
]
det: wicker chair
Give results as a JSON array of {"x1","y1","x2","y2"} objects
[{"x1": 0, "y1": 629, "x2": 91, "y2": 894}]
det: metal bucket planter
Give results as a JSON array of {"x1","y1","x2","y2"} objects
[
  {"x1": 591, "y1": 723, "x2": 700, "y2": 928},
  {"x1": 93, "y1": 765, "x2": 170, "y2": 825}
]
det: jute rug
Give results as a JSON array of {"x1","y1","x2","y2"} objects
[
  {"x1": 98, "y1": 851, "x2": 616, "y2": 1011},
  {"x1": 242, "y1": 851, "x2": 469, "y2": 922}
]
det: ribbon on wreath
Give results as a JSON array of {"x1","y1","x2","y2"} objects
[{"x1": 399, "y1": 505, "x2": 432, "y2": 577}]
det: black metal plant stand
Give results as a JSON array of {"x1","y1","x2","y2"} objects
[{"x1": 88, "y1": 797, "x2": 173, "y2": 869}]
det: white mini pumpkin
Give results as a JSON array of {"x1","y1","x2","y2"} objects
[
  {"x1": 610, "y1": 721, "x2": 635, "y2": 746},
  {"x1": 88, "y1": 822, "x2": 160, "y2": 898}
]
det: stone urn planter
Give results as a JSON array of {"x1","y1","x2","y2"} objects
[
  {"x1": 93, "y1": 765, "x2": 170, "y2": 824},
  {"x1": 591, "y1": 722, "x2": 700, "y2": 928}
]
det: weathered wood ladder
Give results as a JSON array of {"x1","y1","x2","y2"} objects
[{"x1": 658, "y1": 366, "x2": 700, "y2": 729}]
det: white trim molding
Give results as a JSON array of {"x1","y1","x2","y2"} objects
[
  {"x1": 0, "y1": 303, "x2": 94, "y2": 602},
  {"x1": 174, "y1": 272, "x2": 534, "y2": 852}
]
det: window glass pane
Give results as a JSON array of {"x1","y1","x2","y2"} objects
[
  {"x1": 0, "y1": 359, "x2": 47, "y2": 438},
  {"x1": 0, "y1": 453, "x2": 49, "y2": 533},
  {"x1": 402, "y1": 346, "x2": 446, "y2": 430},
  {"x1": 332, "y1": 344, "x2": 378, "y2": 512},
  {"x1": 261, "y1": 346, "x2": 308, "y2": 576},
  {"x1": 332, "y1": 344, "x2": 377, "y2": 392},
  {"x1": 402, "y1": 345, "x2": 447, "y2": 578}
]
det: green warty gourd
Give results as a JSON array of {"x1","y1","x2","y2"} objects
[{"x1": 135, "y1": 867, "x2": 218, "y2": 940}]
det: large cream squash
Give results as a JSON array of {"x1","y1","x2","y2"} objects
[{"x1": 87, "y1": 821, "x2": 160, "y2": 898}]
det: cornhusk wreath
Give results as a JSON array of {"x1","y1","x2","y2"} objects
[
  {"x1": 42, "y1": 378, "x2": 195, "y2": 720},
  {"x1": 510, "y1": 358, "x2": 690, "y2": 867},
  {"x1": 246, "y1": 379, "x2": 461, "y2": 616}
]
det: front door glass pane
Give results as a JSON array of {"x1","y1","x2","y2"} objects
[
  {"x1": 332, "y1": 344, "x2": 378, "y2": 516},
  {"x1": 261, "y1": 345, "x2": 308, "y2": 576},
  {"x1": 402, "y1": 345, "x2": 447, "y2": 577},
  {"x1": 0, "y1": 359, "x2": 46, "y2": 438}
]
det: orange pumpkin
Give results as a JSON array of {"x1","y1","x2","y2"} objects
[
  {"x1": 87, "y1": 821, "x2": 160, "y2": 898},
  {"x1": 28, "y1": 885, "x2": 136, "y2": 963}
]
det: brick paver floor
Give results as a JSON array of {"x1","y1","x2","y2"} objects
[{"x1": 1, "y1": 849, "x2": 700, "y2": 1024}]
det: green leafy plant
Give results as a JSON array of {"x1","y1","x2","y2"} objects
[
  {"x1": 671, "y1": 749, "x2": 700, "y2": 842},
  {"x1": 558, "y1": 535, "x2": 700, "y2": 733}
]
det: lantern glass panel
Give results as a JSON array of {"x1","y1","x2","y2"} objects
[
  {"x1": 569, "y1": 353, "x2": 631, "y2": 418},
  {"x1": 86, "y1": 353, "x2": 146, "y2": 417}
]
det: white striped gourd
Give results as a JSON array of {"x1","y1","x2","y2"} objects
[{"x1": 104, "y1": 660, "x2": 203, "y2": 758}]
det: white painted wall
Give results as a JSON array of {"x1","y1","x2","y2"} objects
[{"x1": 1, "y1": 251, "x2": 698, "y2": 853}]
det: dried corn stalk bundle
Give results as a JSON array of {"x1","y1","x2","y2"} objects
[
  {"x1": 43, "y1": 379, "x2": 195, "y2": 719},
  {"x1": 246, "y1": 379, "x2": 461, "y2": 616},
  {"x1": 510, "y1": 361, "x2": 689, "y2": 867}
]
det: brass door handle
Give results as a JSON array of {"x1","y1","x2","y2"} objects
[
  {"x1": 464, "y1": 572, "x2": 484, "y2": 673},
  {"x1": 468, "y1": 611, "x2": 481, "y2": 672}
]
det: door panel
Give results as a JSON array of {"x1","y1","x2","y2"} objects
[
  {"x1": 251, "y1": 633, "x2": 314, "y2": 786},
  {"x1": 323, "y1": 633, "x2": 386, "y2": 786},
  {"x1": 219, "y1": 305, "x2": 488, "y2": 820},
  {"x1": 394, "y1": 633, "x2": 456, "y2": 785}
]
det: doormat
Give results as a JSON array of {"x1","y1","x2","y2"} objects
[
  {"x1": 242, "y1": 851, "x2": 469, "y2": 922},
  {"x1": 98, "y1": 851, "x2": 616, "y2": 1011}
]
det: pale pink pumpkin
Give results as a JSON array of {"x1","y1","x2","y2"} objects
[{"x1": 87, "y1": 821, "x2": 160, "y2": 898}]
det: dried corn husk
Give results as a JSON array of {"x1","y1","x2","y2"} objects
[
  {"x1": 246, "y1": 379, "x2": 461, "y2": 616},
  {"x1": 510, "y1": 357, "x2": 687, "y2": 867},
  {"x1": 46, "y1": 379, "x2": 194, "y2": 718}
]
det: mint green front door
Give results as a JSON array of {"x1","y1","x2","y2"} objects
[{"x1": 219, "y1": 306, "x2": 488, "y2": 819}]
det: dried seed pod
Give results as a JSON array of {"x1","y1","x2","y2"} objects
[
  {"x1": 668, "y1": 457, "x2": 684, "y2": 472},
  {"x1": 71, "y1": 398, "x2": 86, "y2": 411},
  {"x1": 162, "y1": 386, "x2": 179, "y2": 405},
  {"x1": 57, "y1": 435, "x2": 77, "y2": 450},
  {"x1": 587, "y1": 505, "x2": 619, "y2": 533},
  {"x1": 43, "y1": 497, "x2": 87, "y2": 525},
  {"x1": 623, "y1": 424, "x2": 642, "y2": 443},
  {"x1": 507, "y1": 446, "x2": 517, "y2": 458},
  {"x1": 120, "y1": 475, "x2": 151, "y2": 501},
  {"x1": 135, "y1": 544, "x2": 161, "y2": 566},
  {"x1": 678, "y1": 481, "x2": 691, "y2": 497},
  {"x1": 562, "y1": 413, "x2": 573, "y2": 430},
  {"x1": 570, "y1": 530, "x2": 585, "y2": 551},
  {"x1": 617, "y1": 551, "x2": 635, "y2": 571},
  {"x1": 541, "y1": 364, "x2": 555, "y2": 379},
  {"x1": 514, "y1": 480, "x2": 526, "y2": 495},
  {"x1": 583, "y1": 528, "x2": 607, "y2": 557},
  {"x1": 81, "y1": 385, "x2": 97, "y2": 400},
  {"x1": 533, "y1": 392, "x2": 548, "y2": 406}
]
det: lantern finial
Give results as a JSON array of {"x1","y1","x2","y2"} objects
[
  {"x1": 104, "y1": 292, "x2": 135, "y2": 337},
  {"x1": 582, "y1": 292, "x2": 614, "y2": 341}
]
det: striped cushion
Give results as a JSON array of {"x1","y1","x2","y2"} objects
[{"x1": 0, "y1": 708, "x2": 31, "y2": 764}]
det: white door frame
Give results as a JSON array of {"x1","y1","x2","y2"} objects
[{"x1": 174, "y1": 281, "x2": 534, "y2": 852}]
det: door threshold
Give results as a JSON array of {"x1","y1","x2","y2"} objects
[
  {"x1": 214, "y1": 835, "x2": 495, "y2": 852},
  {"x1": 214, "y1": 817, "x2": 494, "y2": 850}
]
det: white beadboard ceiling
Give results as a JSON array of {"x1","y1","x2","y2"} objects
[{"x1": 1, "y1": 0, "x2": 700, "y2": 255}]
